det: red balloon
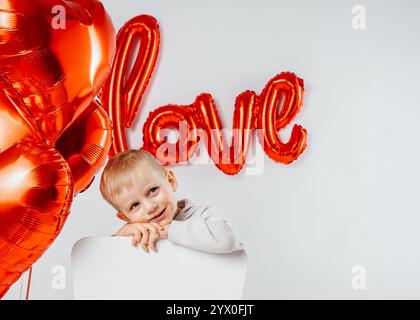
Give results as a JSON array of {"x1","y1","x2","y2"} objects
[
  {"x1": 142, "y1": 72, "x2": 307, "y2": 174},
  {"x1": 257, "y1": 72, "x2": 307, "y2": 164},
  {"x1": 0, "y1": 0, "x2": 115, "y2": 144},
  {"x1": 0, "y1": 0, "x2": 115, "y2": 297},
  {"x1": 142, "y1": 91, "x2": 258, "y2": 175},
  {"x1": 142, "y1": 104, "x2": 200, "y2": 165},
  {"x1": 55, "y1": 100, "x2": 112, "y2": 194},
  {"x1": 0, "y1": 139, "x2": 73, "y2": 298},
  {"x1": 99, "y1": 15, "x2": 160, "y2": 157}
]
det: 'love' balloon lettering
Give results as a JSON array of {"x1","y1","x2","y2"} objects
[{"x1": 100, "y1": 15, "x2": 307, "y2": 175}]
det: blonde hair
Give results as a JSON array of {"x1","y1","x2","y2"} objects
[{"x1": 100, "y1": 149, "x2": 166, "y2": 207}]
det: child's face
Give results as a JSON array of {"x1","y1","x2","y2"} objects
[{"x1": 111, "y1": 166, "x2": 178, "y2": 226}]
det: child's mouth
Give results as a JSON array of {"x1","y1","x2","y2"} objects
[{"x1": 151, "y1": 207, "x2": 166, "y2": 222}]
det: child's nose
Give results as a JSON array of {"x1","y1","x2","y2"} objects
[{"x1": 144, "y1": 200, "x2": 158, "y2": 214}]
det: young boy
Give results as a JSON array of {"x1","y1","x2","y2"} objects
[{"x1": 99, "y1": 149, "x2": 244, "y2": 254}]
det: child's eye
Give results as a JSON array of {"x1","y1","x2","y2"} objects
[
  {"x1": 149, "y1": 186, "x2": 159, "y2": 196},
  {"x1": 130, "y1": 202, "x2": 140, "y2": 211}
]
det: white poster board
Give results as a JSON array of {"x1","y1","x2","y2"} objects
[{"x1": 72, "y1": 237, "x2": 248, "y2": 300}]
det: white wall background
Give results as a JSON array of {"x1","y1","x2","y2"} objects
[{"x1": 4, "y1": 0, "x2": 420, "y2": 299}]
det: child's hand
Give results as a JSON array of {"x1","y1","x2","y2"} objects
[
  {"x1": 114, "y1": 222, "x2": 162, "y2": 253},
  {"x1": 158, "y1": 224, "x2": 169, "y2": 240}
]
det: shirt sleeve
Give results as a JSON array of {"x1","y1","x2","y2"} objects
[{"x1": 167, "y1": 206, "x2": 244, "y2": 254}]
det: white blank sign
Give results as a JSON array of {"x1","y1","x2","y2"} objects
[{"x1": 71, "y1": 237, "x2": 248, "y2": 300}]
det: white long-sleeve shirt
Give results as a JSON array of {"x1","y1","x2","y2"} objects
[{"x1": 168, "y1": 199, "x2": 244, "y2": 254}]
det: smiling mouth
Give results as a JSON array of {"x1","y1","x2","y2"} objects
[{"x1": 151, "y1": 207, "x2": 166, "y2": 221}]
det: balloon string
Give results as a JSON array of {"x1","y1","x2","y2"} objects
[
  {"x1": 25, "y1": 267, "x2": 33, "y2": 300},
  {"x1": 19, "y1": 275, "x2": 24, "y2": 300}
]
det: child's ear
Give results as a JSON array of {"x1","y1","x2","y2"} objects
[
  {"x1": 116, "y1": 212, "x2": 129, "y2": 222},
  {"x1": 167, "y1": 170, "x2": 178, "y2": 192}
]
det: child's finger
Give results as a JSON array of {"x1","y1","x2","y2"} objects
[
  {"x1": 140, "y1": 229, "x2": 150, "y2": 246},
  {"x1": 149, "y1": 241, "x2": 157, "y2": 252},
  {"x1": 139, "y1": 229, "x2": 150, "y2": 253},
  {"x1": 131, "y1": 232, "x2": 141, "y2": 246},
  {"x1": 149, "y1": 226, "x2": 159, "y2": 251},
  {"x1": 140, "y1": 242, "x2": 149, "y2": 253},
  {"x1": 135, "y1": 225, "x2": 148, "y2": 243},
  {"x1": 149, "y1": 233, "x2": 158, "y2": 252},
  {"x1": 151, "y1": 222, "x2": 161, "y2": 230},
  {"x1": 152, "y1": 224, "x2": 163, "y2": 241},
  {"x1": 149, "y1": 244, "x2": 157, "y2": 252},
  {"x1": 149, "y1": 225, "x2": 159, "y2": 236}
]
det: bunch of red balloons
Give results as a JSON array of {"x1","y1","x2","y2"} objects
[{"x1": 0, "y1": 0, "x2": 115, "y2": 297}]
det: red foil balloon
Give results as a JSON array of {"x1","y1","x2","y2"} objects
[
  {"x1": 0, "y1": 0, "x2": 115, "y2": 297},
  {"x1": 99, "y1": 15, "x2": 160, "y2": 157},
  {"x1": 142, "y1": 104, "x2": 200, "y2": 165},
  {"x1": 142, "y1": 91, "x2": 258, "y2": 174},
  {"x1": 55, "y1": 100, "x2": 112, "y2": 194},
  {"x1": 142, "y1": 72, "x2": 307, "y2": 174},
  {"x1": 257, "y1": 72, "x2": 307, "y2": 164},
  {"x1": 0, "y1": 139, "x2": 73, "y2": 298}
]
